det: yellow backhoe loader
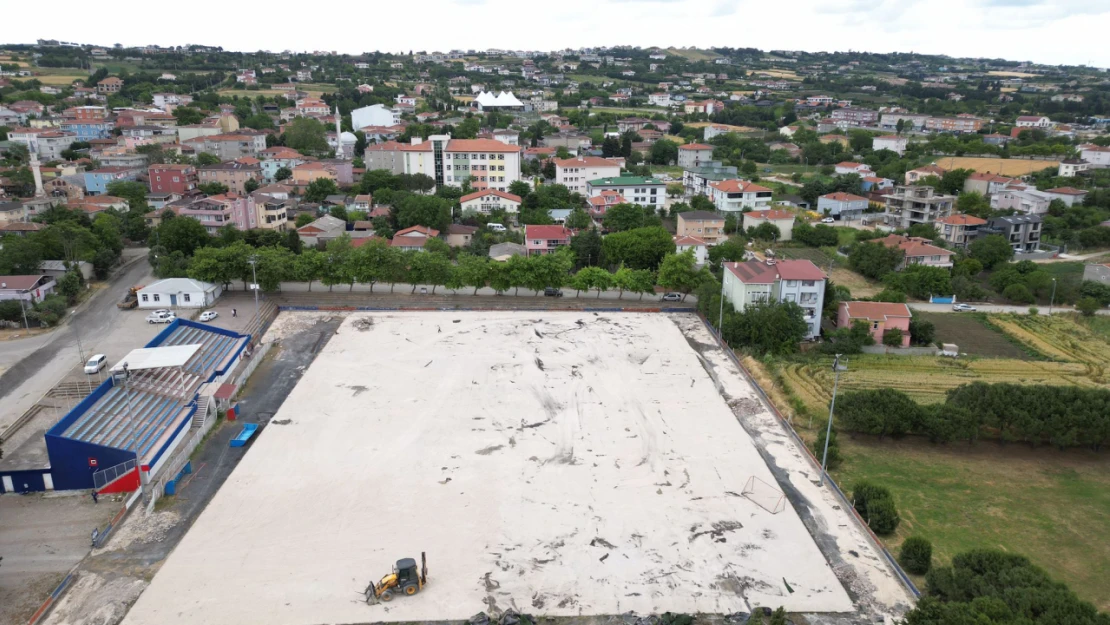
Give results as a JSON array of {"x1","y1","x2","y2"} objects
[{"x1": 364, "y1": 552, "x2": 428, "y2": 604}]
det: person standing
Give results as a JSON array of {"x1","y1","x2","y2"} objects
[{"x1": 90, "y1": 490, "x2": 98, "y2": 504}]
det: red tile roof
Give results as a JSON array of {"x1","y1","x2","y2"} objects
[
  {"x1": 678, "y1": 143, "x2": 714, "y2": 150},
  {"x1": 525, "y1": 225, "x2": 572, "y2": 240},
  {"x1": 674, "y1": 235, "x2": 708, "y2": 246},
  {"x1": 836, "y1": 161, "x2": 869, "y2": 169},
  {"x1": 553, "y1": 156, "x2": 622, "y2": 168},
  {"x1": 1046, "y1": 187, "x2": 1087, "y2": 195},
  {"x1": 460, "y1": 189, "x2": 522, "y2": 203},
  {"x1": 724, "y1": 260, "x2": 826, "y2": 284},
  {"x1": 0, "y1": 275, "x2": 48, "y2": 290},
  {"x1": 877, "y1": 234, "x2": 952, "y2": 258},
  {"x1": 840, "y1": 301, "x2": 912, "y2": 321},
  {"x1": 394, "y1": 225, "x2": 440, "y2": 238},
  {"x1": 391, "y1": 234, "x2": 430, "y2": 248},
  {"x1": 937, "y1": 214, "x2": 987, "y2": 226},
  {"x1": 820, "y1": 192, "x2": 868, "y2": 202},
  {"x1": 446, "y1": 138, "x2": 521, "y2": 153},
  {"x1": 743, "y1": 210, "x2": 795, "y2": 221},
  {"x1": 709, "y1": 179, "x2": 772, "y2": 193}
]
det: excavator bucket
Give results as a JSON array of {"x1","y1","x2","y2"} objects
[
  {"x1": 363, "y1": 582, "x2": 378, "y2": 604},
  {"x1": 420, "y1": 552, "x2": 428, "y2": 585}
]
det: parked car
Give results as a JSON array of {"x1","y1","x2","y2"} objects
[
  {"x1": 146, "y1": 311, "x2": 176, "y2": 324},
  {"x1": 543, "y1": 287, "x2": 563, "y2": 297},
  {"x1": 821, "y1": 217, "x2": 835, "y2": 224},
  {"x1": 84, "y1": 354, "x2": 107, "y2": 374},
  {"x1": 487, "y1": 223, "x2": 507, "y2": 233},
  {"x1": 952, "y1": 303, "x2": 976, "y2": 312},
  {"x1": 198, "y1": 311, "x2": 219, "y2": 322},
  {"x1": 661, "y1": 293, "x2": 683, "y2": 302}
]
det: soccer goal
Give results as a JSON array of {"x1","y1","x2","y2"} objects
[{"x1": 741, "y1": 476, "x2": 787, "y2": 515}]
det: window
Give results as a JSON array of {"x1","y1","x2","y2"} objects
[
  {"x1": 183, "y1": 293, "x2": 191, "y2": 302},
  {"x1": 802, "y1": 280, "x2": 815, "y2": 287},
  {"x1": 153, "y1": 294, "x2": 160, "y2": 302},
  {"x1": 873, "y1": 321, "x2": 880, "y2": 330},
  {"x1": 784, "y1": 293, "x2": 796, "y2": 302},
  {"x1": 141, "y1": 294, "x2": 149, "y2": 302},
  {"x1": 786, "y1": 280, "x2": 798, "y2": 287}
]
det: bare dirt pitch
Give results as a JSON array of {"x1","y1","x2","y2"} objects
[{"x1": 121, "y1": 312, "x2": 906, "y2": 625}]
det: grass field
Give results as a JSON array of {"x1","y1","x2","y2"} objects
[
  {"x1": 934, "y1": 156, "x2": 1059, "y2": 177},
  {"x1": 831, "y1": 267, "x2": 883, "y2": 297},
  {"x1": 665, "y1": 47, "x2": 722, "y2": 62},
  {"x1": 913, "y1": 312, "x2": 1032, "y2": 359},
  {"x1": 829, "y1": 437, "x2": 1110, "y2": 610}
]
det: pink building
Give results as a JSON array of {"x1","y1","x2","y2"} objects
[
  {"x1": 174, "y1": 193, "x2": 257, "y2": 234},
  {"x1": 837, "y1": 301, "x2": 912, "y2": 347},
  {"x1": 525, "y1": 225, "x2": 572, "y2": 256}
]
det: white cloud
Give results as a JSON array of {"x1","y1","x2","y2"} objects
[{"x1": 5, "y1": 0, "x2": 1110, "y2": 66}]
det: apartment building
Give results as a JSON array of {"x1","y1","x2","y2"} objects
[
  {"x1": 402, "y1": 136, "x2": 522, "y2": 192},
  {"x1": 586, "y1": 176, "x2": 666, "y2": 208},
  {"x1": 924, "y1": 116, "x2": 983, "y2": 134},
  {"x1": 683, "y1": 161, "x2": 738, "y2": 196},
  {"x1": 742, "y1": 210, "x2": 796, "y2": 241},
  {"x1": 883, "y1": 185, "x2": 956, "y2": 229},
  {"x1": 829, "y1": 107, "x2": 879, "y2": 126},
  {"x1": 872, "y1": 135, "x2": 907, "y2": 155},
  {"x1": 149, "y1": 164, "x2": 198, "y2": 195},
  {"x1": 990, "y1": 187, "x2": 1052, "y2": 214},
  {"x1": 677, "y1": 143, "x2": 714, "y2": 169},
  {"x1": 185, "y1": 132, "x2": 268, "y2": 160},
  {"x1": 937, "y1": 214, "x2": 987, "y2": 248},
  {"x1": 7, "y1": 128, "x2": 76, "y2": 160},
  {"x1": 257, "y1": 146, "x2": 306, "y2": 181},
  {"x1": 817, "y1": 192, "x2": 869, "y2": 220},
  {"x1": 980, "y1": 215, "x2": 1042, "y2": 253},
  {"x1": 722, "y1": 260, "x2": 827, "y2": 339},
  {"x1": 554, "y1": 156, "x2": 622, "y2": 194},
  {"x1": 198, "y1": 161, "x2": 263, "y2": 194},
  {"x1": 676, "y1": 211, "x2": 725, "y2": 245},
  {"x1": 460, "y1": 189, "x2": 522, "y2": 217},
  {"x1": 707, "y1": 179, "x2": 773, "y2": 214},
  {"x1": 174, "y1": 193, "x2": 258, "y2": 234}
]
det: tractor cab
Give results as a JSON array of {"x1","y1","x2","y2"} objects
[{"x1": 395, "y1": 558, "x2": 419, "y2": 585}]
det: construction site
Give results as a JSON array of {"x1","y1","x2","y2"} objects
[{"x1": 115, "y1": 310, "x2": 914, "y2": 625}]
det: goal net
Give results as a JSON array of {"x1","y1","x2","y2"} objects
[{"x1": 741, "y1": 476, "x2": 787, "y2": 515}]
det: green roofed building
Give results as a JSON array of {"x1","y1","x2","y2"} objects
[{"x1": 585, "y1": 176, "x2": 667, "y2": 209}]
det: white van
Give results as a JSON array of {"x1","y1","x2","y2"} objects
[
  {"x1": 84, "y1": 354, "x2": 107, "y2": 374},
  {"x1": 487, "y1": 223, "x2": 507, "y2": 233}
]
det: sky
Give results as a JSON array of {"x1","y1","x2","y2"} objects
[{"x1": 8, "y1": 0, "x2": 1110, "y2": 67}]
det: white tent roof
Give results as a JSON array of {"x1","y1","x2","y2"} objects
[
  {"x1": 474, "y1": 91, "x2": 523, "y2": 108},
  {"x1": 110, "y1": 344, "x2": 201, "y2": 373}
]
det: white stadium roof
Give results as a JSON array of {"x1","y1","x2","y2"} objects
[{"x1": 110, "y1": 344, "x2": 201, "y2": 372}]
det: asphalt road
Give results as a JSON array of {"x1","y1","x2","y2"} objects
[{"x1": 909, "y1": 302, "x2": 1108, "y2": 315}]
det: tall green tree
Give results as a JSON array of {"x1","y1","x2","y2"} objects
[
  {"x1": 601, "y1": 226, "x2": 675, "y2": 270},
  {"x1": 969, "y1": 234, "x2": 1014, "y2": 269},
  {"x1": 656, "y1": 249, "x2": 700, "y2": 300},
  {"x1": 284, "y1": 117, "x2": 329, "y2": 154}
]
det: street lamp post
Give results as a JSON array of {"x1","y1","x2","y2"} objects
[
  {"x1": 121, "y1": 362, "x2": 137, "y2": 452},
  {"x1": 718, "y1": 275, "x2": 726, "y2": 338},
  {"x1": 1049, "y1": 278, "x2": 1057, "y2": 315},
  {"x1": 248, "y1": 256, "x2": 260, "y2": 321},
  {"x1": 819, "y1": 354, "x2": 847, "y2": 486}
]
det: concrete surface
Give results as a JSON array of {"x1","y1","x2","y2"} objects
[
  {"x1": 0, "y1": 491, "x2": 118, "y2": 625},
  {"x1": 122, "y1": 312, "x2": 853, "y2": 625}
]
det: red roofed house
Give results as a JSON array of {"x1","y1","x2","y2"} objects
[
  {"x1": 707, "y1": 179, "x2": 773, "y2": 213},
  {"x1": 525, "y1": 225, "x2": 572, "y2": 256},
  {"x1": 937, "y1": 214, "x2": 987, "y2": 248},
  {"x1": 834, "y1": 161, "x2": 874, "y2": 176},
  {"x1": 460, "y1": 189, "x2": 521, "y2": 218},
  {"x1": 553, "y1": 155, "x2": 623, "y2": 194},
  {"x1": 390, "y1": 225, "x2": 441, "y2": 252},
  {"x1": 838, "y1": 301, "x2": 912, "y2": 347},
  {"x1": 677, "y1": 143, "x2": 714, "y2": 169},
  {"x1": 905, "y1": 164, "x2": 947, "y2": 185},
  {"x1": 587, "y1": 190, "x2": 626, "y2": 218},
  {"x1": 877, "y1": 234, "x2": 954, "y2": 269},
  {"x1": 722, "y1": 260, "x2": 827, "y2": 339},
  {"x1": 0, "y1": 274, "x2": 57, "y2": 303},
  {"x1": 742, "y1": 210, "x2": 796, "y2": 241},
  {"x1": 674, "y1": 236, "x2": 709, "y2": 266},
  {"x1": 1043, "y1": 187, "x2": 1089, "y2": 208}
]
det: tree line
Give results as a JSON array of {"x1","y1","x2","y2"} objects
[{"x1": 835, "y1": 383, "x2": 1110, "y2": 451}]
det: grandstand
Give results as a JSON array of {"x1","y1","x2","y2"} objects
[{"x1": 27, "y1": 320, "x2": 250, "y2": 493}]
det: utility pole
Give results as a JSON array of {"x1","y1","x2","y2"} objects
[
  {"x1": 1049, "y1": 278, "x2": 1057, "y2": 315},
  {"x1": 248, "y1": 256, "x2": 260, "y2": 321},
  {"x1": 819, "y1": 354, "x2": 847, "y2": 486},
  {"x1": 18, "y1": 296, "x2": 30, "y2": 330},
  {"x1": 122, "y1": 362, "x2": 137, "y2": 452},
  {"x1": 718, "y1": 275, "x2": 726, "y2": 338}
]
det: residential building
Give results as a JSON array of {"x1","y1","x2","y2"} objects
[
  {"x1": 148, "y1": 164, "x2": 198, "y2": 195},
  {"x1": 362, "y1": 141, "x2": 407, "y2": 175},
  {"x1": 883, "y1": 185, "x2": 955, "y2": 229},
  {"x1": 446, "y1": 224, "x2": 479, "y2": 247},
  {"x1": 60, "y1": 119, "x2": 113, "y2": 140},
  {"x1": 402, "y1": 136, "x2": 522, "y2": 192},
  {"x1": 174, "y1": 193, "x2": 258, "y2": 234},
  {"x1": 838, "y1": 302, "x2": 912, "y2": 348},
  {"x1": 291, "y1": 162, "x2": 338, "y2": 189},
  {"x1": 676, "y1": 211, "x2": 725, "y2": 245},
  {"x1": 586, "y1": 176, "x2": 666, "y2": 208},
  {"x1": 861, "y1": 176, "x2": 894, "y2": 192},
  {"x1": 677, "y1": 143, "x2": 714, "y2": 169},
  {"x1": 524, "y1": 224, "x2": 572, "y2": 256},
  {"x1": 674, "y1": 236, "x2": 709, "y2": 266},
  {"x1": 460, "y1": 189, "x2": 522, "y2": 217},
  {"x1": 0, "y1": 274, "x2": 57, "y2": 303},
  {"x1": 198, "y1": 161, "x2": 263, "y2": 194},
  {"x1": 1079, "y1": 146, "x2": 1110, "y2": 168},
  {"x1": 97, "y1": 76, "x2": 123, "y2": 94},
  {"x1": 84, "y1": 167, "x2": 142, "y2": 195},
  {"x1": 554, "y1": 156, "x2": 622, "y2": 194},
  {"x1": 722, "y1": 260, "x2": 827, "y2": 339},
  {"x1": 683, "y1": 161, "x2": 738, "y2": 196},
  {"x1": 963, "y1": 173, "x2": 1017, "y2": 196},
  {"x1": 71, "y1": 195, "x2": 130, "y2": 215},
  {"x1": 587, "y1": 190, "x2": 626, "y2": 219},
  {"x1": 742, "y1": 210, "x2": 796, "y2": 241},
  {"x1": 877, "y1": 234, "x2": 955, "y2": 269},
  {"x1": 185, "y1": 132, "x2": 268, "y2": 160},
  {"x1": 258, "y1": 146, "x2": 306, "y2": 181},
  {"x1": 352, "y1": 104, "x2": 402, "y2": 129},
  {"x1": 296, "y1": 214, "x2": 347, "y2": 247},
  {"x1": 817, "y1": 192, "x2": 869, "y2": 221},
  {"x1": 1043, "y1": 187, "x2": 1088, "y2": 207},
  {"x1": 1058, "y1": 159, "x2": 1091, "y2": 178},
  {"x1": 152, "y1": 93, "x2": 194, "y2": 109},
  {"x1": 937, "y1": 214, "x2": 987, "y2": 248},
  {"x1": 980, "y1": 215, "x2": 1042, "y2": 253},
  {"x1": 135, "y1": 278, "x2": 221, "y2": 309},
  {"x1": 990, "y1": 188, "x2": 1052, "y2": 215},
  {"x1": 924, "y1": 116, "x2": 983, "y2": 133},
  {"x1": 7, "y1": 128, "x2": 76, "y2": 160},
  {"x1": 872, "y1": 135, "x2": 907, "y2": 155},
  {"x1": 707, "y1": 179, "x2": 773, "y2": 214},
  {"x1": 252, "y1": 192, "x2": 290, "y2": 231},
  {"x1": 648, "y1": 93, "x2": 672, "y2": 107},
  {"x1": 830, "y1": 108, "x2": 879, "y2": 126},
  {"x1": 834, "y1": 161, "x2": 873, "y2": 176}
]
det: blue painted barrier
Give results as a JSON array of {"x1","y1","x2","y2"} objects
[{"x1": 230, "y1": 423, "x2": 259, "y2": 448}]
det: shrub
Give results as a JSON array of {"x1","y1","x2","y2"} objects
[
  {"x1": 909, "y1": 319, "x2": 935, "y2": 345},
  {"x1": 867, "y1": 495, "x2": 901, "y2": 534},
  {"x1": 769, "y1": 607, "x2": 787, "y2": 625},
  {"x1": 900, "y1": 536, "x2": 933, "y2": 575},
  {"x1": 882, "y1": 327, "x2": 905, "y2": 347},
  {"x1": 1002, "y1": 283, "x2": 1034, "y2": 304},
  {"x1": 852, "y1": 481, "x2": 892, "y2": 516},
  {"x1": 1027, "y1": 306, "x2": 1039, "y2": 315},
  {"x1": 1076, "y1": 296, "x2": 1100, "y2": 317}
]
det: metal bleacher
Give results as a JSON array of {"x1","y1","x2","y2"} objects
[{"x1": 60, "y1": 322, "x2": 248, "y2": 463}]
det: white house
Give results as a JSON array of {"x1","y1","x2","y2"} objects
[
  {"x1": 554, "y1": 156, "x2": 622, "y2": 195},
  {"x1": 674, "y1": 236, "x2": 709, "y2": 266},
  {"x1": 817, "y1": 192, "x2": 869, "y2": 220},
  {"x1": 1058, "y1": 159, "x2": 1090, "y2": 178},
  {"x1": 742, "y1": 210, "x2": 796, "y2": 241},
  {"x1": 460, "y1": 189, "x2": 522, "y2": 216},
  {"x1": 722, "y1": 260, "x2": 827, "y2": 339},
  {"x1": 137, "y1": 278, "x2": 222, "y2": 309},
  {"x1": 1015, "y1": 115, "x2": 1051, "y2": 129},
  {"x1": 707, "y1": 179, "x2": 773, "y2": 214},
  {"x1": 872, "y1": 135, "x2": 907, "y2": 156},
  {"x1": 834, "y1": 161, "x2": 873, "y2": 176},
  {"x1": 1079, "y1": 146, "x2": 1110, "y2": 168},
  {"x1": 677, "y1": 143, "x2": 714, "y2": 169},
  {"x1": 351, "y1": 104, "x2": 401, "y2": 130},
  {"x1": 648, "y1": 93, "x2": 672, "y2": 107}
]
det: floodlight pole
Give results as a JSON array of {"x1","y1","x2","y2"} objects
[
  {"x1": 122, "y1": 362, "x2": 137, "y2": 453},
  {"x1": 819, "y1": 354, "x2": 846, "y2": 486},
  {"x1": 248, "y1": 256, "x2": 260, "y2": 322}
]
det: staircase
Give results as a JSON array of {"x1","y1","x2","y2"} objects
[{"x1": 193, "y1": 396, "x2": 211, "y2": 429}]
